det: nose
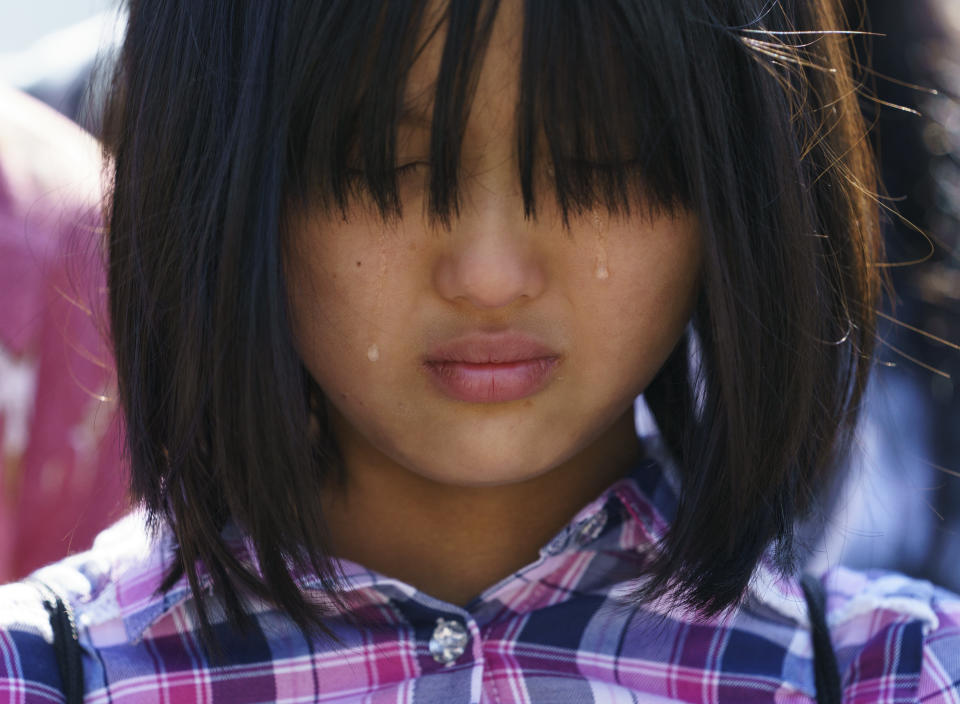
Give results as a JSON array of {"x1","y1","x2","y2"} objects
[{"x1": 432, "y1": 201, "x2": 547, "y2": 310}]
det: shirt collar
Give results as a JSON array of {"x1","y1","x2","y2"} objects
[{"x1": 93, "y1": 435, "x2": 804, "y2": 642}]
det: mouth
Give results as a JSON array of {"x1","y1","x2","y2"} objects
[{"x1": 423, "y1": 332, "x2": 561, "y2": 403}]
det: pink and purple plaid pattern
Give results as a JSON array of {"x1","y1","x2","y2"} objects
[{"x1": 2, "y1": 447, "x2": 958, "y2": 703}]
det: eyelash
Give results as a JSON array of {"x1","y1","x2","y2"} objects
[
  {"x1": 550, "y1": 158, "x2": 643, "y2": 173},
  {"x1": 346, "y1": 158, "x2": 638, "y2": 182},
  {"x1": 345, "y1": 161, "x2": 429, "y2": 182},
  {"x1": 342, "y1": 159, "x2": 642, "y2": 201}
]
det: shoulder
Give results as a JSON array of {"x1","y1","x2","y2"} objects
[
  {"x1": 0, "y1": 513, "x2": 170, "y2": 703},
  {"x1": 820, "y1": 566, "x2": 960, "y2": 702}
]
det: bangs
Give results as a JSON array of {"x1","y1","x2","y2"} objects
[{"x1": 285, "y1": 0, "x2": 691, "y2": 226}]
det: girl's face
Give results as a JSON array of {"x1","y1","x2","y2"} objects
[{"x1": 286, "y1": 2, "x2": 702, "y2": 488}]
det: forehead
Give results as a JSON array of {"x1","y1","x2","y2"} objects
[
  {"x1": 400, "y1": 0, "x2": 523, "y2": 133},
  {"x1": 289, "y1": 0, "x2": 693, "y2": 223}
]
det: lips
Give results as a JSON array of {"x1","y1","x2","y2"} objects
[{"x1": 423, "y1": 332, "x2": 561, "y2": 403}]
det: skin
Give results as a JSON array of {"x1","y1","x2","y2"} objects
[{"x1": 286, "y1": 1, "x2": 702, "y2": 607}]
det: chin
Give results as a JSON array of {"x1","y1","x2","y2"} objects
[{"x1": 408, "y1": 449, "x2": 561, "y2": 488}]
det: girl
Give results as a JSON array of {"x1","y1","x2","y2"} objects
[{"x1": 2, "y1": 0, "x2": 958, "y2": 702}]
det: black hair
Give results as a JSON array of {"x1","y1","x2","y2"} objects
[{"x1": 104, "y1": 0, "x2": 880, "y2": 649}]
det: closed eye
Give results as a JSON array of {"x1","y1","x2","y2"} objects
[
  {"x1": 542, "y1": 157, "x2": 645, "y2": 182},
  {"x1": 345, "y1": 161, "x2": 430, "y2": 179},
  {"x1": 557, "y1": 157, "x2": 643, "y2": 171},
  {"x1": 394, "y1": 160, "x2": 431, "y2": 175}
]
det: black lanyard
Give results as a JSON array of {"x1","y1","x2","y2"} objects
[
  {"x1": 30, "y1": 579, "x2": 84, "y2": 704},
  {"x1": 801, "y1": 573, "x2": 843, "y2": 704}
]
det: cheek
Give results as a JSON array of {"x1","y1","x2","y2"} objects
[
  {"x1": 629, "y1": 213, "x2": 701, "y2": 319},
  {"x1": 285, "y1": 219, "x2": 422, "y2": 393},
  {"x1": 587, "y1": 215, "x2": 701, "y2": 376},
  {"x1": 286, "y1": 229, "x2": 371, "y2": 378}
]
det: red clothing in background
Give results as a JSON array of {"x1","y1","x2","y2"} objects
[{"x1": 0, "y1": 84, "x2": 126, "y2": 581}]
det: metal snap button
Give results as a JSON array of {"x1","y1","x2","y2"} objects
[
  {"x1": 544, "y1": 529, "x2": 571, "y2": 555},
  {"x1": 429, "y1": 617, "x2": 469, "y2": 666},
  {"x1": 575, "y1": 509, "x2": 608, "y2": 545}
]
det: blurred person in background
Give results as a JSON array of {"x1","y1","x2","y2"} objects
[
  {"x1": 0, "y1": 83, "x2": 126, "y2": 581},
  {"x1": 0, "y1": 7, "x2": 125, "y2": 580}
]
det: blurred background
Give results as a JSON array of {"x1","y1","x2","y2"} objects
[
  {"x1": 0, "y1": 1, "x2": 957, "y2": 589},
  {"x1": 0, "y1": 0, "x2": 125, "y2": 582},
  {"x1": 816, "y1": 0, "x2": 960, "y2": 591},
  {"x1": 0, "y1": 0, "x2": 113, "y2": 51}
]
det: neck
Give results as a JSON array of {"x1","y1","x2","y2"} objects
[{"x1": 319, "y1": 409, "x2": 642, "y2": 607}]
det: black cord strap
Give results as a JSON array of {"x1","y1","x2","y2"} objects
[
  {"x1": 29, "y1": 579, "x2": 84, "y2": 704},
  {"x1": 801, "y1": 573, "x2": 843, "y2": 704}
]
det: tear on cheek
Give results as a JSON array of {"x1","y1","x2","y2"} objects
[
  {"x1": 592, "y1": 209, "x2": 610, "y2": 280},
  {"x1": 595, "y1": 257, "x2": 609, "y2": 280}
]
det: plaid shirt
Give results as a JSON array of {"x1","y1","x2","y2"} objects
[{"x1": 2, "y1": 444, "x2": 959, "y2": 703}]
